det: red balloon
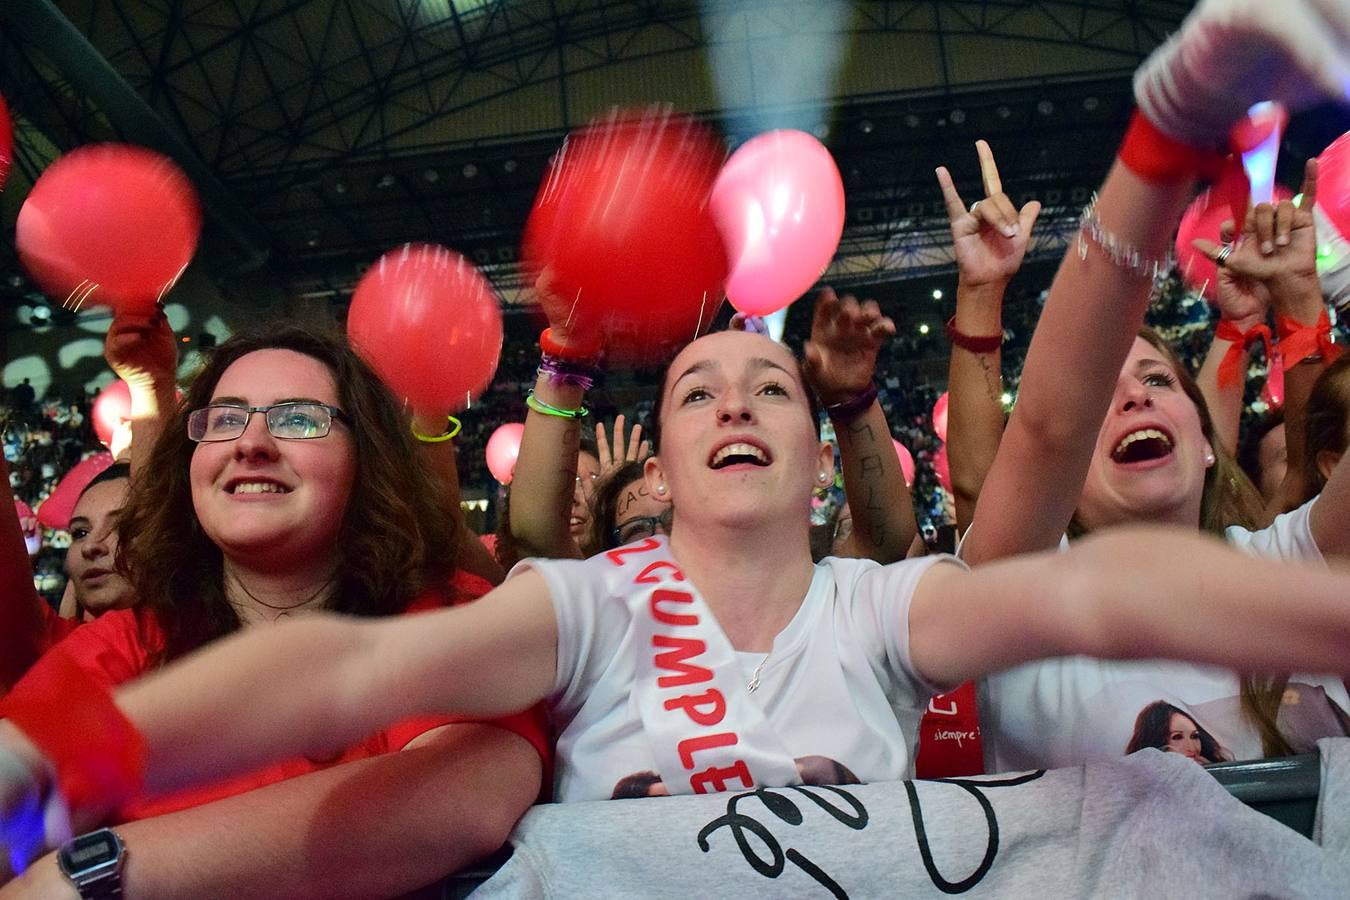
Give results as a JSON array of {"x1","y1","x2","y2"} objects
[
  {"x1": 523, "y1": 108, "x2": 729, "y2": 366},
  {"x1": 485, "y1": 422, "x2": 525, "y2": 485},
  {"x1": 16, "y1": 144, "x2": 201, "y2": 314},
  {"x1": 931, "y1": 392, "x2": 950, "y2": 444},
  {"x1": 932, "y1": 444, "x2": 953, "y2": 495},
  {"x1": 0, "y1": 93, "x2": 12, "y2": 192},
  {"x1": 892, "y1": 439, "x2": 916, "y2": 488},
  {"x1": 1176, "y1": 176, "x2": 1293, "y2": 301},
  {"x1": 348, "y1": 244, "x2": 504, "y2": 413},
  {"x1": 92, "y1": 380, "x2": 133, "y2": 447},
  {"x1": 1320, "y1": 130, "x2": 1350, "y2": 247},
  {"x1": 37, "y1": 452, "x2": 115, "y2": 531}
]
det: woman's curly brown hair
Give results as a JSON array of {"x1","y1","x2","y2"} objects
[{"x1": 116, "y1": 323, "x2": 462, "y2": 664}]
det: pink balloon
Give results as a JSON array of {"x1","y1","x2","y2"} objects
[
  {"x1": 1320, "y1": 130, "x2": 1350, "y2": 246},
  {"x1": 892, "y1": 439, "x2": 915, "y2": 488},
  {"x1": 711, "y1": 129, "x2": 845, "y2": 316},
  {"x1": 92, "y1": 380, "x2": 132, "y2": 447},
  {"x1": 931, "y1": 392, "x2": 949, "y2": 444},
  {"x1": 486, "y1": 422, "x2": 525, "y2": 485},
  {"x1": 1176, "y1": 176, "x2": 1293, "y2": 301},
  {"x1": 16, "y1": 144, "x2": 201, "y2": 313},
  {"x1": 348, "y1": 244, "x2": 504, "y2": 413},
  {"x1": 37, "y1": 452, "x2": 115, "y2": 531},
  {"x1": 932, "y1": 444, "x2": 953, "y2": 494}
]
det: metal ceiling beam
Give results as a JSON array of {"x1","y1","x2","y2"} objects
[{"x1": 0, "y1": 0, "x2": 272, "y2": 274}]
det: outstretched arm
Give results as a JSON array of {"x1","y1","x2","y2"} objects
[
  {"x1": 911, "y1": 526, "x2": 1350, "y2": 688},
  {"x1": 936, "y1": 141, "x2": 1040, "y2": 533},
  {"x1": 1, "y1": 723, "x2": 540, "y2": 900},
  {"x1": 0, "y1": 458, "x2": 45, "y2": 693},
  {"x1": 803, "y1": 289, "x2": 914, "y2": 563},
  {"x1": 103, "y1": 311, "x2": 178, "y2": 479}
]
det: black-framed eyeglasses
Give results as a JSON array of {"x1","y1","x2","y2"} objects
[
  {"x1": 187, "y1": 402, "x2": 350, "y2": 442},
  {"x1": 611, "y1": 507, "x2": 674, "y2": 546}
]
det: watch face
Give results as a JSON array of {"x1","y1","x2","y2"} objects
[{"x1": 58, "y1": 829, "x2": 123, "y2": 882}]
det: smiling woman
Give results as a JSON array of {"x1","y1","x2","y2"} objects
[{"x1": 0, "y1": 325, "x2": 547, "y2": 898}]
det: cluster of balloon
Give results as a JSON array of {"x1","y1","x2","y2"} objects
[
  {"x1": 711, "y1": 129, "x2": 846, "y2": 317},
  {"x1": 522, "y1": 108, "x2": 729, "y2": 365},
  {"x1": 36, "y1": 452, "x2": 115, "y2": 531},
  {"x1": 347, "y1": 243, "x2": 504, "y2": 414},
  {"x1": 1316, "y1": 130, "x2": 1350, "y2": 310},
  {"x1": 892, "y1": 439, "x2": 916, "y2": 488},
  {"x1": 0, "y1": 92, "x2": 12, "y2": 191},
  {"x1": 485, "y1": 422, "x2": 525, "y2": 485},
  {"x1": 16, "y1": 145, "x2": 201, "y2": 314}
]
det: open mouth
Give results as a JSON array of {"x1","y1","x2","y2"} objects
[
  {"x1": 226, "y1": 479, "x2": 292, "y2": 495},
  {"x1": 709, "y1": 442, "x2": 772, "y2": 469},
  {"x1": 1110, "y1": 428, "x2": 1174, "y2": 464}
]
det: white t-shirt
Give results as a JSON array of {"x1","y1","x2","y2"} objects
[
  {"x1": 513, "y1": 540, "x2": 953, "y2": 802},
  {"x1": 980, "y1": 498, "x2": 1350, "y2": 772}
]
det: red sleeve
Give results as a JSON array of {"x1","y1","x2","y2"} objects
[{"x1": 11, "y1": 609, "x2": 156, "y2": 695}]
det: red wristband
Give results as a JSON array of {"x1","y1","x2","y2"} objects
[
  {"x1": 1276, "y1": 309, "x2": 1342, "y2": 366},
  {"x1": 945, "y1": 317, "x2": 1002, "y2": 354},
  {"x1": 539, "y1": 328, "x2": 602, "y2": 364},
  {"x1": 1213, "y1": 318, "x2": 1273, "y2": 389},
  {"x1": 1117, "y1": 111, "x2": 1230, "y2": 184},
  {"x1": 0, "y1": 654, "x2": 146, "y2": 813}
]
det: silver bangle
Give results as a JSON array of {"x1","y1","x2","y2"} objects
[{"x1": 1076, "y1": 192, "x2": 1175, "y2": 283}]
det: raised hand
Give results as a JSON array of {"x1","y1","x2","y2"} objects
[
  {"x1": 595, "y1": 413, "x2": 649, "y2": 473},
  {"x1": 935, "y1": 140, "x2": 1041, "y2": 289},
  {"x1": 103, "y1": 307, "x2": 177, "y2": 394},
  {"x1": 802, "y1": 288, "x2": 895, "y2": 405},
  {"x1": 1192, "y1": 159, "x2": 1321, "y2": 318}
]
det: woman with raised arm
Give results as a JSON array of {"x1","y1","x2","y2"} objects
[
  {"x1": 6, "y1": 326, "x2": 1350, "y2": 847},
  {"x1": 948, "y1": 1, "x2": 1350, "y2": 769},
  {"x1": 0, "y1": 325, "x2": 545, "y2": 898},
  {"x1": 936, "y1": 140, "x2": 1041, "y2": 534}
]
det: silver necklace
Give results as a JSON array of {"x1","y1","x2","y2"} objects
[{"x1": 746, "y1": 653, "x2": 772, "y2": 693}]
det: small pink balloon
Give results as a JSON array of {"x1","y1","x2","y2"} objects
[
  {"x1": 1320, "y1": 130, "x2": 1350, "y2": 247},
  {"x1": 931, "y1": 392, "x2": 949, "y2": 444},
  {"x1": 933, "y1": 444, "x2": 952, "y2": 495},
  {"x1": 486, "y1": 422, "x2": 526, "y2": 485},
  {"x1": 712, "y1": 129, "x2": 845, "y2": 316},
  {"x1": 892, "y1": 439, "x2": 915, "y2": 488},
  {"x1": 92, "y1": 380, "x2": 132, "y2": 447},
  {"x1": 36, "y1": 452, "x2": 115, "y2": 531}
]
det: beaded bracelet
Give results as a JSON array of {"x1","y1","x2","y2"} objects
[
  {"x1": 526, "y1": 390, "x2": 589, "y2": 420},
  {"x1": 1076, "y1": 192, "x2": 1175, "y2": 283},
  {"x1": 945, "y1": 316, "x2": 1003, "y2": 354},
  {"x1": 539, "y1": 354, "x2": 597, "y2": 391},
  {"x1": 824, "y1": 382, "x2": 879, "y2": 426},
  {"x1": 410, "y1": 415, "x2": 462, "y2": 443}
]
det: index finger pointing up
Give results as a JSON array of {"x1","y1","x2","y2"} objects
[{"x1": 976, "y1": 140, "x2": 1003, "y2": 197}]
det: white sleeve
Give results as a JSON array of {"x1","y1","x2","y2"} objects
[
  {"x1": 1225, "y1": 497, "x2": 1324, "y2": 564},
  {"x1": 506, "y1": 556, "x2": 622, "y2": 713},
  {"x1": 847, "y1": 554, "x2": 967, "y2": 696}
]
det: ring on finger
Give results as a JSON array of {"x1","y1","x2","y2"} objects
[
  {"x1": 969, "y1": 200, "x2": 982, "y2": 214},
  {"x1": 1214, "y1": 243, "x2": 1234, "y2": 267}
]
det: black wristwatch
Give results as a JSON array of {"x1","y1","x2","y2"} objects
[{"x1": 57, "y1": 828, "x2": 126, "y2": 899}]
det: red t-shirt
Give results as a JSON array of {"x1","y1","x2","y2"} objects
[{"x1": 9, "y1": 569, "x2": 551, "y2": 820}]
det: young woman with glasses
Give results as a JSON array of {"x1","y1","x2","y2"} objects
[{"x1": 0, "y1": 325, "x2": 546, "y2": 897}]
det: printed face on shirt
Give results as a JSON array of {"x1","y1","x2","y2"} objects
[
  {"x1": 1076, "y1": 337, "x2": 1213, "y2": 530},
  {"x1": 1164, "y1": 712, "x2": 1205, "y2": 762},
  {"x1": 650, "y1": 331, "x2": 830, "y2": 528},
  {"x1": 66, "y1": 477, "x2": 136, "y2": 616},
  {"x1": 189, "y1": 349, "x2": 357, "y2": 570}
]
